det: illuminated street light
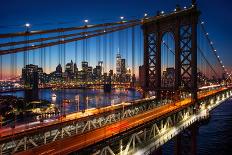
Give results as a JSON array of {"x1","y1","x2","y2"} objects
[
  {"x1": 24, "y1": 23, "x2": 31, "y2": 32},
  {"x1": 25, "y1": 23, "x2": 31, "y2": 28},
  {"x1": 84, "y1": 19, "x2": 89, "y2": 23},
  {"x1": 144, "y1": 13, "x2": 148, "y2": 17},
  {"x1": 120, "y1": 16, "x2": 124, "y2": 20}
]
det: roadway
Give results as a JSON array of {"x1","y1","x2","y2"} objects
[
  {"x1": 0, "y1": 95, "x2": 152, "y2": 139},
  {"x1": 15, "y1": 87, "x2": 227, "y2": 155}
]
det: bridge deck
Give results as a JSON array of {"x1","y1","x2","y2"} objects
[
  {"x1": 0, "y1": 94, "x2": 152, "y2": 140},
  {"x1": 15, "y1": 88, "x2": 227, "y2": 155}
]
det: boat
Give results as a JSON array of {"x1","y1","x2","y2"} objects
[{"x1": 63, "y1": 99, "x2": 71, "y2": 104}]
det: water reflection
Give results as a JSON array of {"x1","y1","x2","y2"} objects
[{"x1": 1, "y1": 88, "x2": 141, "y2": 114}]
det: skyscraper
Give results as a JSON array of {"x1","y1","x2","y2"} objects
[
  {"x1": 22, "y1": 64, "x2": 40, "y2": 88},
  {"x1": 116, "y1": 53, "x2": 121, "y2": 75},
  {"x1": 82, "y1": 61, "x2": 88, "y2": 72},
  {"x1": 65, "y1": 60, "x2": 74, "y2": 79},
  {"x1": 74, "y1": 63, "x2": 78, "y2": 74},
  {"x1": 56, "y1": 64, "x2": 62, "y2": 73},
  {"x1": 121, "y1": 59, "x2": 126, "y2": 74},
  {"x1": 93, "y1": 65, "x2": 102, "y2": 80},
  {"x1": 81, "y1": 61, "x2": 88, "y2": 81},
  {"x1": 139, "y1": 65, "x2": 145, "y2": 87}
]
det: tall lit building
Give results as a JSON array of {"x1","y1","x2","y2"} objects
[
  {"x1": 22, "y1": 64, "x2": 40, "y2": 88},
  {"x1": 139, "y1": 65, "x2": 145, "y2": 87},
  {"x1": 51, "y1": 64, "x2": 62, "y2": 81},
  {"x1": 162, "y1": 67, "x2": 175, "y2": 87},
  {"x1": 81, "y1": 61, "x2": 88, "y2": 81},
  {"x1": 121, "y1": 59, "x2": 126, "y2": 74},
  {"x1": 93, "y1": 65, "x2": 102, "y2": 80},
  {"x1": 116, "y1": 53, "x2": 121, "y2": 75},
  {"x1": 56, "y1": 64, "x2": 62, "y2": 73},
  {"x1": 74, "y1": 63, "x2": 78, "y2": 74},
  {"x1": 65, "y1": 60, "x2": 74, "y2": 79},
  {"x1": 87, "y1": 66, "x2": 93, "y2": 80},
  {"x1": 82, "y1": 61, "x2": 88, "y2": 72}
]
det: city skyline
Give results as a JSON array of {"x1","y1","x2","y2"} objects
[
  {"x1": 21, "y1": 52, "x2": 134, "y2": 86},
  {"x1": 0, "y1": 0, "x2": 232, "y2": 81},
  {"x1": 1, "y1": 1, "x2": 232, "y2": 154}
]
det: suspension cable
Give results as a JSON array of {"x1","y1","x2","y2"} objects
[
  {"x1": 0, "y1": 19, "x2": 140, "y2": 38},
  {"x1": 200, "y1": 21, "x2": 228, "y2": 77}
]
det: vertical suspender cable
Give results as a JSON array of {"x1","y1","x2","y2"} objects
[
  {"x1": 103, "y1": 29, "x2": 107, "y2": 73},
  {"x1": 110, "y1": 33, "x2": 113, "y2": 70},
  {"x1": 125, "y1": 29, "x2": 128, "y2": 67},
  {"x1": 49, "y1": 46, "x2": 51, "y2": 73},
  {"x1": 82, "y1": 30, "x2": 85, "y2": 62},
  {"x1": 0, "y1": 52, "x2": 1, "y2": 80},
  {"x1": 132, "y1": 26, "x2": 135, "y2": 87},
  {"x1": 75, "y1": 41, "x2": 78, "y2": 64}
]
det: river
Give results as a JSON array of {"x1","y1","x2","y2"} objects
[
  {"x1": 163, "y1": 98, "x2": 232, "y2": 155},
  {"x1": 0, "y1": 88, "x2": 142, "y2": 114}
]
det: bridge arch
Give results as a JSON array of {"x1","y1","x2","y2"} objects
[
  {"x1": 142, "y1": 6, "x2": 200, "y2": 101},
  {"x1": 161, "y1": 32, "x2": 175, "y2": 89}
]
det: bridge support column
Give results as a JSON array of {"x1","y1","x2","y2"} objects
[
  {"x1": 151, "y1": 147, "x2": 162, "y2": 155},
  {"x1": 174, "y1": 123, "x2": 198, "y2": 155},
  {"x1": 174, "y1": 134, "x2": 181, "y2": 155},
  {"x1": 191, "y1": 124, "x2": 197, "y2": 155}
]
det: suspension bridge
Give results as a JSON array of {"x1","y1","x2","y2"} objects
[{"x1": 0, "y1": 1, "x2": 231, "y2": 155}]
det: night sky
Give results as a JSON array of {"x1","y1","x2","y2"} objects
[{"x1": 0, "y1": 0, "x2": 232, "y2": 79}]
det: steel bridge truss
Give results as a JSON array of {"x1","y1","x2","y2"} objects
[
  {"x1": 0, "y1": 98, "x2": 171, "y2": 154},
  {"x1": 79, "y1": 89, "x2": 232, "y2": 155},
  {"x1": 0, "y1": 90, "x2": 231, "y2": 155},
  {"x1": 143, "y1": 6, "x2": 199, "y2": 100}
]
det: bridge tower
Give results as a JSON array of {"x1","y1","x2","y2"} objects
[{"x1": 142, "y1": 4, "x2": 200, "y2": 101}]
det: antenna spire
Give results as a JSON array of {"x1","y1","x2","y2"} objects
[{"x1": 117, "y1": 48, "x2": 120, "y2": 54}]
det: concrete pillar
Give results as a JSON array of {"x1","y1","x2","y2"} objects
[
  {"x1": 191, "y1": 124, "x2": 197, "y2": 155},
  {"x1": 174, "y1": 134, "x2": 181, "y2": 155}
]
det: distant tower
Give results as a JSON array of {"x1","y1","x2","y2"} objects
[
  {"x1": 74, "y1": 63, "x2": 78, "y2": 74},
  {"x1": 121, "y1": 59, "x2": 126, "y2": 74},
  {"x1": 116, "y1": 49, "x2": 122, "y2": 75},
  {"x1": 98, "y1": 61, "x2": 103, "y2": 75}
]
